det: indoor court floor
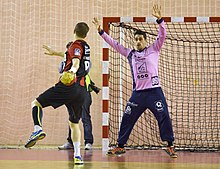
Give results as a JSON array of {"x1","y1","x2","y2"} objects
[{"x1": 0, "y1": 148, "x2": 219, "y2": 169}]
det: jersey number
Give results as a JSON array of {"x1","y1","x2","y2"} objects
[{"x1": 85, "y1": 60, "x2": 91, "y2": 72}]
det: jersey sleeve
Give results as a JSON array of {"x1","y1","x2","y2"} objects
[
  {"x1": 99, "y1": 30, "x2": 132, "y2": 57},
  {"x1": 152, "y1": 19, "x2": 166, "y2": 52}
]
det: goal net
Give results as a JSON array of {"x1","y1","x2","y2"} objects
[{"x1": 105, "y1": 17, "x2": 220, "y2": 151}]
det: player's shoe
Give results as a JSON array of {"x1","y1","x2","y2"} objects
[
  {"x1": 58, "y1": 142, "x2": 74, "y2": 150},
  {"x1": 74, "y1": 156, "x2": 84, "y2": 165},
  {"x1": 24, "y1": 130, "x2": 46, "y2": 148},
  {"x1": 164, "y1": 146, "x2": 178, "y2": 158},
  {"x1": 107, "y1": 147, "x2": 126, "y2": 156},
  {"x1": 85, "y1": 143, "x2": 92, "y2": 150}
]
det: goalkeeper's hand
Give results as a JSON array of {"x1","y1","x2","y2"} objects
[
  {"x1": 152, "y1": 4, "x2": 162, "y2": 20},
  {"x1": 92, "y1": 17, "x2": 102, "y2": 32},
  {"x1": 60, "y1": 71, "x2": 75, "y2": 85}
]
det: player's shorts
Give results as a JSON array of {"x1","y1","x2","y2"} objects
[{"x1": 36, "y1": 82, "x2": 86, "y2": 123}]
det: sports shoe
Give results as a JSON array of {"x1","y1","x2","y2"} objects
[
  {"x1": 58, "y1": 142, "x2": 74, "y2": 150},
  {"x1": 25, "y1": 130, "x2": 46, "y2": 148},
  {"x1": 164, "y1": 146, "x2": 178, "y2": 158},
  {"x1": 85, "y1": 143, "x2": 92, "y2": 150},
  {"x1": 74, "y1": 156, "x2": 84, "y2": 165},
  {"x1": 107, "y1": 147, "x2": 126, "y2": 155}
]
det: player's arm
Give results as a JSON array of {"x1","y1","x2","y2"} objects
[
  {"x1": 67, "y1": 43, "x2": 83, "y2": 74},
  {"x1": 92, "y1": 17, "x2": 131, "y2": 57},
  {"x1": 42, "y1": 45, "x2": 65, "y2": 57},
  {"x1": 60, "y1": 44, "x2": 82, "y2": 85},
  {"x1": 152, "y1": 4, "x2": 166, "y2": 51},
  {"x1": 69, "y1": 58, "x2": 80, "y2": 73},
  {"x1": 90, "y1": 80, "x2": 101, "y2": 94},
  {"x1": 60, "y1": 58, "x2": 79, "y2": 85}
]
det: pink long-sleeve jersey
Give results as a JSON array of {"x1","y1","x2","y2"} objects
[{"x1": 100, "y1": 20, "x2": 166, "y2": 91}]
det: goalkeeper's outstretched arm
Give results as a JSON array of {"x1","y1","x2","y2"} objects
[{"x1": 92, "y1": 17, "x2": 131, "y2": 57}]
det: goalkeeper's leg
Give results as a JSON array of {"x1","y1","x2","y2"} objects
[
  {"x1": 148, "y1": 88, "x2": 177, "y2": 158},
  {"x1": 108, "y1": 94, "x2": 146, "y2": 156},
  {"x1": 25, "y1": 99, "x2": 46, "y2": 148}
]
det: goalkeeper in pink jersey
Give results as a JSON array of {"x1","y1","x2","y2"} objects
[{"x1": 93, "y1": 4, "x2": 177, "y2": 158}]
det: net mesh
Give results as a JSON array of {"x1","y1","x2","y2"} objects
[
  {"x1": 107, "y1": 20, "x2": 220, "y2": 151},
  {"x1": 0, "y1": 0, "x2": 102, "y2": 146}
]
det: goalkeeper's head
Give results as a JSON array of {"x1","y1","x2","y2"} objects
[
  {"x1": 74, "y1": 22, "x2": 89, "y2": 39},
  {"x1": 134, "y1": 30, "x2": 147, "y2": 51}
]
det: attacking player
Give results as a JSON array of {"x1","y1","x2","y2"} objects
[
  {"x1": 92, "y1": 4, "x2": 177, "y2": 158},
  {"x1": 43, "y1": 42, "x2": 101, "y2": 151},
  {"x1": 24, "y1": 22, "x2": 91, "y2": 165}
]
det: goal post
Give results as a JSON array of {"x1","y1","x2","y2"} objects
[{"x1": 102, "y1": 16, "x2": 220, "y2": 151}]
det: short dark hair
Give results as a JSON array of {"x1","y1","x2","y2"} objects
[
  {"x1": 74, "y1": 22, "x2": 89, "y2": 38},
  {"x1": 134, "y1": 30, "x2": 146, "y2": 40}
]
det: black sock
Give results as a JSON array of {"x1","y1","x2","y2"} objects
[
  {"x1": 118, "y1": 144, "x2": 124, "y2": 148},
  {"x1": 167, "y1": 142, "x2": 173, "y2": 147},
  {"x1": 32, "y1": 106, "x2": 43, "y2": 126}
]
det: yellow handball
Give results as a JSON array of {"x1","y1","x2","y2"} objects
[{"x1": 60, "y1": 72, "x2": 75, "y2": 85}]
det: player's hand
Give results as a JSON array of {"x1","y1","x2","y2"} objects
[
  {"x1": 152, "y1": 4, "x2": 162, "y2": 20},
  {"x1": 42, "y1": 45, "x2": 56, "y2": 56},
  {"x1": 92, "y1": 17, "x2": 102, "y2": 32}
]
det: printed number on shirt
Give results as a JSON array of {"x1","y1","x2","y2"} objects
[
  {"x1": 84, "y1": 60, "x2": 91, "y2": 72},
  {"x1": 84, "y1": 45, "x2": 91, "y2": 72}
]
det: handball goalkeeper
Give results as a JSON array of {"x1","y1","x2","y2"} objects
[{"x1": 92, "y1": 4, "x2": 177, "y2": 158}]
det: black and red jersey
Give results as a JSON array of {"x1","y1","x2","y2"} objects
[{"x1": 62, "y1": 40, "x2": 91, "y2": 86}]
